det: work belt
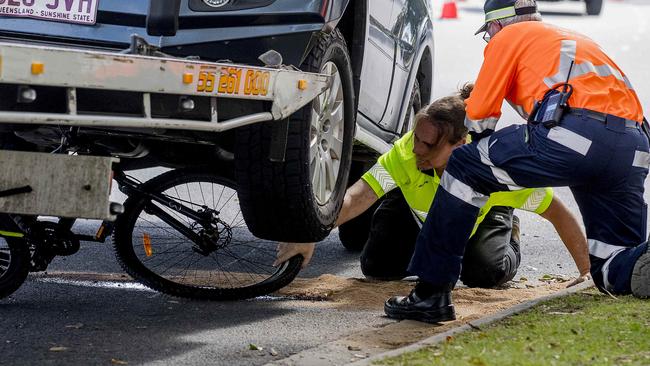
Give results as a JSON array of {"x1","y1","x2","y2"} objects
[{"x1": 566, "y1": 108, "x2": 641, "y2": 129}]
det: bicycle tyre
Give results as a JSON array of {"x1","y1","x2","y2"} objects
[
  {"x1": 0, "y1": 229, "x2": 30, "y2": 299},
  {"x1": 113, "y1": 169, "x2": 303, "y2": 300}
]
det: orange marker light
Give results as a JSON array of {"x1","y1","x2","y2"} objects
[
  {"x1": 298, "y1": 79, "x2": 308, "y2": 90},
  {"x1": 31, "y1": 62, "x2": 44, "y2": 75},
  {"x1": 143, "y1": 233, "x2": 153, "y2": 257},
  {"x1": 183, "y1": 73, "x2": 194, "y2": 84}
]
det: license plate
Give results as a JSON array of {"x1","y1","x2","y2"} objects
[
  {"x1": 195, "y1": 66, "x2": 272, "y2": 97},
  {"x1": 0, "y1": 0, "x2": 99, "y2": 25}
]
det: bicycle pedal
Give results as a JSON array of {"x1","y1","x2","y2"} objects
[{"x1": 95, "y1": 221, "x2": 114, "y2": 241}]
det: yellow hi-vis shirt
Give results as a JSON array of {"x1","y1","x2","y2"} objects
[{"x1": 361, "y1": 131, "x2": 553, "y2": 235}]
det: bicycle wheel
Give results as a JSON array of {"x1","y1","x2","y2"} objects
[
  {"x1": 0, "y1": 235, "x2": 30, "y2": 299},
  {"x1": 113, "y1": 169, "x2": 303, "y2": 300}
]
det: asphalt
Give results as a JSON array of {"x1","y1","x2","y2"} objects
[{"x1": 2, "y1": 1, "x2": 649, "y2": 365}]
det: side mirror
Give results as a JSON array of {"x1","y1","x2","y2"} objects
[{"x1": 146, "y1": 0, "x2": 182, "y2": 37}]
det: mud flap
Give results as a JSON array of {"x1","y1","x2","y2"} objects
[{"x1": 269, "y1": 118, "x2": 289, "y2": 162}]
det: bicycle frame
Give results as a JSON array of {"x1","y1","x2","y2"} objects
[
  {"x1": 0, "y1": 170, "x2": 219, "y2": 257},
  {"x1": 113, "y1": 170, "x2": 213, "y2": 248}
]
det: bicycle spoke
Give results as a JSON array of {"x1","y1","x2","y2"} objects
[{"x1": 118, "y1": 172, "x2": 298, "y2": 297}]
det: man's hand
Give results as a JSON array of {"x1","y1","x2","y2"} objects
[
  {"x1": 273, "y1": 242, "x2": 315, "y2": 269},
  {"x1": 566, "y1": 273, "x2": 592, "y2": 288}
]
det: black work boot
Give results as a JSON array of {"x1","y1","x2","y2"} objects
[
  {"x1": 384, "y1": 282, "x2": 456, "y2": 324},
  {"x1": 631, "y1": 245, "x2": 650, "y2": 298}
]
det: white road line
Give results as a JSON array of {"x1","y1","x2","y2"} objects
[
  {"x1": 34, "y1": 277, "x2": 156, "y2": 292},
  {"x1": 32, "y1": 276, "x2": 293, "y2": 301}
]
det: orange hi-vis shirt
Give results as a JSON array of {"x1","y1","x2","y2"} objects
[{"x1": 465, "y1": 21, "x2": 643, "y2": 133}]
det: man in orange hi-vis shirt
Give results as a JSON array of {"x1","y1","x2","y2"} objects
[{"x1": 384, "y1": 0, "x2": 649, "y2": 324}]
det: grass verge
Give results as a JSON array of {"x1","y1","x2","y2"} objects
[{"x1": 375, "y1": 289, "x2": 650, "y2": 366}]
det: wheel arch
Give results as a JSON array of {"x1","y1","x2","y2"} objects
[{"x1": 331, "y1": 0, "x2": 366, "y2": 108}]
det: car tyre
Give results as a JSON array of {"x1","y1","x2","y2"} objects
[
  {"x1": 401, "y1": 79, "x2": 422, "y2": 135},
  {"x1": 235, "y1": 28, "x2": 355, "y2": 241}
]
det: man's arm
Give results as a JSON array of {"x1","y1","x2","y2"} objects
[
  {"x1": 539, "y1": 197, "x2": 591, "y2": 286},
  {"x1": 464, "y1": 31, "x2": 520, "y2": 137},
  {"x1": 335, "y1": 179, "x2": 380, "y2": 227},
  {"x1": 274, "y1": 179, "x2": 379, "y2": 268}
]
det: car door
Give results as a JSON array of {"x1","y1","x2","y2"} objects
[
  {"x1": 379, "y1": 0, "x2": 423, "y2": 132},
  {"x1": 357, "y1": 0, "x2": 396, "y2": 124}
]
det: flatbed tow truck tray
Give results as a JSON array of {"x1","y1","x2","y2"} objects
[
  {"x1": 0, "y1": 41, "x2": 330, "y2": 132},
  {"x1": 0, "y1": 150, "x2": 116, "y2": 220}
]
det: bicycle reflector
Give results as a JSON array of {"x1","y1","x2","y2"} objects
[{"x1": 143, "y1": 233, "x2": 153, "y2": 257}]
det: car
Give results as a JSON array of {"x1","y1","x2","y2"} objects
[
  {"x1": 0, "y1": 0, "x2": 434, "y2": 243},
  {"x1": 538, "y1": 0, "x2": 603, "y2": 15}
]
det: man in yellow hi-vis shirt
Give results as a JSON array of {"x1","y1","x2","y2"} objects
[{"x1": 276, "y1": 85, "x2": 590, "y2": 297}]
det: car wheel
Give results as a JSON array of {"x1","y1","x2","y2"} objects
[
  {"x1": 235, "y1": 29, "x2": 355, "y2": 241},
  {"x1": 586, "y1": 0, "x2": 603, "y2": 15}
]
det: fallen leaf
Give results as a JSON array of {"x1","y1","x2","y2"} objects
[
  {"x1": 49, "y1": 346, "x2": 68, "y2": 352},
  {"x1": 111, "y1": 359, "x2": 128, "y2": 365},
  {"x1": 446, "y1": 336, "x2": 454, "y2": 343},
  {"x1": 248, "y1": 343, "x2": 262, "y2": 351},
  {"x1": 270, "y1": 348, "x2": 278, "y2": 356}
]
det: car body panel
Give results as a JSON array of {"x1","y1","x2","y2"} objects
[
  {"x1": 356, "y1": 0, "x2": 434, "y2": 138},
  {"x1": 357, "y1": 0, "x2": 396, "y2": 124}
]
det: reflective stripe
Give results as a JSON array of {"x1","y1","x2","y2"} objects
[
  {"x1": 464, "y1": 116, "x2": 499, "y2": 134},
  {"x1": 0, "y1": 230, "x2": 24, "y2": 238},
  {"x1": 412, "y1": 208, "x2": 427, "y2": 222},
  {"x1": 410, "y1": 209, "x2": 424, "y2": 229},
  {"x1": 547, "y1": 126, "x2": 592, "y2": 156},
  {"x1": 440, "y1": 172, "x2": 489, "y2": 208},
  {"x1": 632, "y1": 150, "x2": 650, "y2": 169},
  {"x1": 367, "y1": 163, "x2": 396, "y2": 194},
  {"x1": 507, "y1": 100, "x2": 529, "y2": 119},
  {"x1": 477, "y1": 138, "x2": 523, "y2": 190},
  {"x1": 485, "y1": 6, "x2": 516, "y2": 22},
  {"x1": 544, "y1": 40, "x2": 634, "y2": 90},
  {"x1": 521, "y1": 188, "x2": 548, "y2": 212},
  {"x1": 601, "y1": 249, "x2": 625, "y2": 291},
  {"x1": 589, "y1": 239, "x2": 628, "y2": 259}
]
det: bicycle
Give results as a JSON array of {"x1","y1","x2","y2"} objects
[{"x1": 0, "y1": 167, "x2": 303, "y2": 300}]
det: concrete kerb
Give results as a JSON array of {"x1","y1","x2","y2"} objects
[{"x1": 347, "y1": 280, "x2": 594, "y2": 366}]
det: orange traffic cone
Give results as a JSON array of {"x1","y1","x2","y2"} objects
[{"x1": 440, "y1": 0, "x2": 458, "y2": 19}]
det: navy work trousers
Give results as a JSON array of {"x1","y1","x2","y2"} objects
[{"x1": 409, "y1": 112, "x2": 650, "y2": 294}]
